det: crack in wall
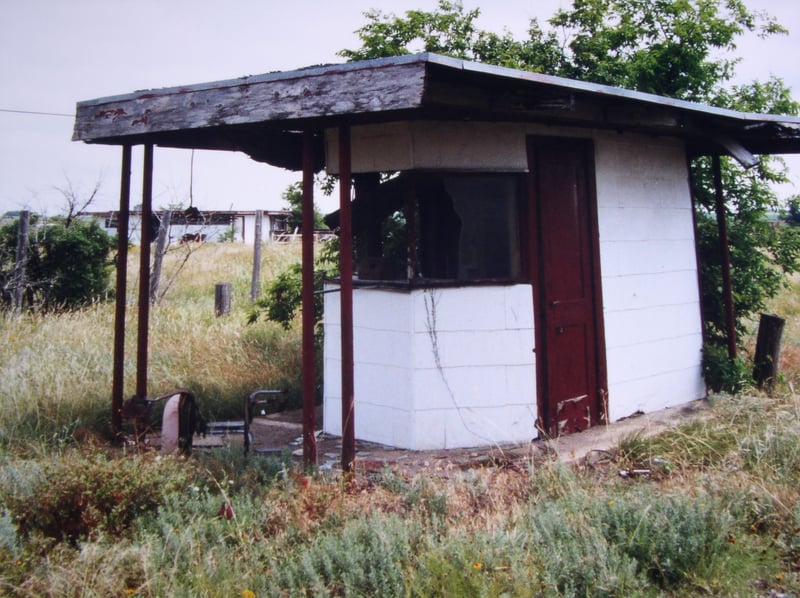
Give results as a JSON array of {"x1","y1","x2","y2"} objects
[{"x1": 423, "y1": 288, "x2": 498, "y2": 447}]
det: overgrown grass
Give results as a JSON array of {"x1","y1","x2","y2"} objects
[
  {"x1": 0, "y1": 243, "x2": 303, "y2": 447},
  {"x1": 2, "y1": 244, "x2": 800, "y2": 595}
]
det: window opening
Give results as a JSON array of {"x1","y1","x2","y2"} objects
[{"x1": 332, "y1": 171, "x2": 523, "y2": 285}]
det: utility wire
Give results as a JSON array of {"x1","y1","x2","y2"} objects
[{"x1": 0, "y1": 108, "x2": 73, "y2": 118}]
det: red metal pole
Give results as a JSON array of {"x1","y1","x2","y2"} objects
[
  {"x1": 137, "y1": 145, "x2": 154, "y2": 398},
  {"x1": 134, "y1": 143, "x2": 154, "y2": 445},
  {"x1": 713, "y1": 155, "x2": 737, "y2": 359},
  {"x1": 339, "y1": 127, "x2": 355, "y2": 473},
  {"x1": 686, "y1": 157, "x2": 707, "y2": 346},
  {"x1": 301, "y1": 132, "x2": 318, "y2": 464},
  {"x1": 112, "y1": 145, "x2": 132, "y2": 441}
]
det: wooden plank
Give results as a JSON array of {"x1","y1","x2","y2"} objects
[{"x1": 73, "y1": 61, "x2": 427, "y2": 142}]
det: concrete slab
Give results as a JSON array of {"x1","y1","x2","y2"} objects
[{"x1": 241, "y1": 399, "x2": 708, "y2": 473}]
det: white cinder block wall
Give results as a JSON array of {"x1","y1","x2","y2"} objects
[
  {"x1": 323, "y1": 123, "x2": 706, "y2": 450},
  {"x1": 594, "y1": 133, "x2": 706, "y2": 420},
  {"x1": 324, "y1": 285, "x2": 537, "y2": 449}
]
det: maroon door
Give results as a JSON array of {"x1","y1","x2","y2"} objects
[{"x1": 527, "y1": 136, "x2": 607, "y2": 437}]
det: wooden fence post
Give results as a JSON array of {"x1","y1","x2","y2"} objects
[
  {"x1": 251, "y1": 210, "x2": 263, "y2": 302},
  {"x1": 150, "y1": 210, "x2": 171, "y2": 303},
  {"x1": 215, "y1": 282, "x2": 232, "y2": 317},
  {"x1": 12, "y1": 210, "x2": 30, "y2": 313},
  {"x1": 753, "y1": 313, "x2": 785, "y2": 389}
]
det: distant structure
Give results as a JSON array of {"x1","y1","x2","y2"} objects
[{"x1": 78, "y1": 208, "x2": 292, "y2": 244}]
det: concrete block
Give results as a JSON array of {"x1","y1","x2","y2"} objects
[
  {"x1": 602, "y1": 270, "x2": 701, "y2": 312},
  {"x1": 599, "y1": 239, "x2": 698, "y2": 277},
  {"x1": 608, "y1": 365, "x2": 706, "y2": 421},
  {"x1": 606, "y1": 333, "x2": 703, "y2": 385},
  {"x1": 603, "y1": 303, "x2": 703, "y2": 348}
]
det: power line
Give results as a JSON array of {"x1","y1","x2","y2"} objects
[{"x1": 0, "y1": 108, "x2": 73, "y2": 118}]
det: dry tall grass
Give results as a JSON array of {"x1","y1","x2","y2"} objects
[
  {"x1": 765, "y1": 273, "x2": 800, "y2": 389},
  {"x1": 0, "y1": 242, "x2": 304, "y2": 446}
]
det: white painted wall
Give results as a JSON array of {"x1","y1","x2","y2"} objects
[
  {"x1": 322, "y1": 122, "x2": 706, "y2": 450},
  {"x1": 594, "y1": 133, "x2": 706, "y2": 419},
  {"x1": 324, "y1": 284, "x2": 537, "y2": 449}
]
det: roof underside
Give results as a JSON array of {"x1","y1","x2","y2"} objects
[{"x1": 73, "y1": 53, "x2": 800, "y2": 171}]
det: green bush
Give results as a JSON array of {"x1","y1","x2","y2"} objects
[
  {"x1": 249, "y1": 238, "x2": 339, "y2": 331},
  {"x1": 0, "y1": 452, "x2": 193, "y2": 544},
  {"x1": 702, "y1": 342, "x2": 753, "y2": 393},
  {"x1": 274, "y1": 514, "x2": 414, "y2": 597},
  {"x1": 0, "y1": 215, "x2": 115, "y2": 311},
  {"x1": 526, "y1": 500, "x2": 645, "y2": 595},
  {"x1": 596, "y1": 492, "x2": 734, "y2": 588}
]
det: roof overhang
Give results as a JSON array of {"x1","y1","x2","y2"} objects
[{"x1": 73, "y1": 52, "x2": 800, "y2": 170}]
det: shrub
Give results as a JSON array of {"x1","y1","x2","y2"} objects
[
  {"x1": 525, "y1": 500, "x2": 645, "y2": 595},
  {"x1": 0, "y1": 452, "x2": 193, "y2": 544},
  {"x1": 249, "y1": 238, "x2": 339, "y2": 331},
  {"x1": 596, "y1": 492, "x2": 734, "y2": 588},
  {"x1": 274, "y1": 514, "x2": 414, "y2": 596},
  {"x1": 702, "y1": 342, "x2": 753, "y2": 393},
  {"x1": 0, "y1": 215, "x2": 115, "y2": 311}
]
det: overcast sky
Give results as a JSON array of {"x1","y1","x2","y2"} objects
[{"x1": 2, "y1": 0, "x2": 799, "y2": 217}]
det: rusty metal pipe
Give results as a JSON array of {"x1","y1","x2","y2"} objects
[
  {"x1": 713, "y1": 155, "x2": 737, "y2": 359},
  {"x1": 135, "y1": 144, "x2": 154, "y2": 443},
  {"x1": 339, "y1": 127, "x2": 355, "y2": 473},
  {"x1": 301, "y1": 132, "x2": 317, "y2": 464},
  {"x1": 112, "y1": 144, "x2": 132, "y2": 440}
]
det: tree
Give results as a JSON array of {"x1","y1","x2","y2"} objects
[
  {"x1": 282, "y1": 182, "x2": 327, "y2": 232},
  {"x1": 693, "y1": 79, "x2": 800, "y2": 343},
  {"x1": 784, "y1": 196, "x2": 800, "y2": 226},
  {"x1": 549, "y1": 0, "x2": 785, "y2": 100},
  {"x1": 55, "y1": 177, "x2": 101, "y2": 229},
  {"x1": 0, "y1": 176, "x2": 114, "y2": 311},
  {"x1": 341, "y1": 0, "x2": 800, "y2": 350},
  {"x1": 340, "y1": 0, "x2": 564, "y2": 73}
]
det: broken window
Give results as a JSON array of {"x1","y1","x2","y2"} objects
[{"x1": 333, "y1": 172, "x2": 523, "y2": 284}]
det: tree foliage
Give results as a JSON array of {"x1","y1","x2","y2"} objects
[
  {"x1": 693, "y1": 79, "x2": 800, "y2": 342},
  {"x1": 550, "y1": 0, "x2": 785, "y2": 100},
  {"x1": 282, "y1": 182, "x2": 328, "y2": 232},
  {"x1": 0, "y1": 215, "x2": 115, "y2": 311},
  {"x1": 340, "y1": 0, "x2": 800, "y2": 348},
  {"x1": 249, "y1": 238, "x2": 338, "y2": 332}
]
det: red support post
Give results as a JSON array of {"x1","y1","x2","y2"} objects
[
  {"x1": 713, "y1": 154, "x2": 737, "y2": 359},
  {"x1": 339, "y1": 127, "x2": 355, "y2": 473},
  {"x1": 135, "y1": 144, "x2": 154, "y2": 443},
  {"x1": 112, "y1": 145, "x2": 132, "y2": 441},
  {"x1": 301, "y1": 132, "x2": 318, "y2": 465}
]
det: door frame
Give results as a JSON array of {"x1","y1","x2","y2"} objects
[{"x1": 526, "y1": 135, "x2": 609, "y2": 436}]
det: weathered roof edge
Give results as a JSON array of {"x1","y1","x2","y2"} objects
[
  {"x1": 75, "y1": 54, "x2": 428, "y2": 109},
  {"x1": 74, "y1": 51, "x2": 800, "y2": 127},
  {"x1": 427, "y1": 53, "x2": 800, "y2": 126}
]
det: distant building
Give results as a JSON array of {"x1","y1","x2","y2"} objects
[{"x1": 79, "y1": 209, "x2": 292, "y2": 244}]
